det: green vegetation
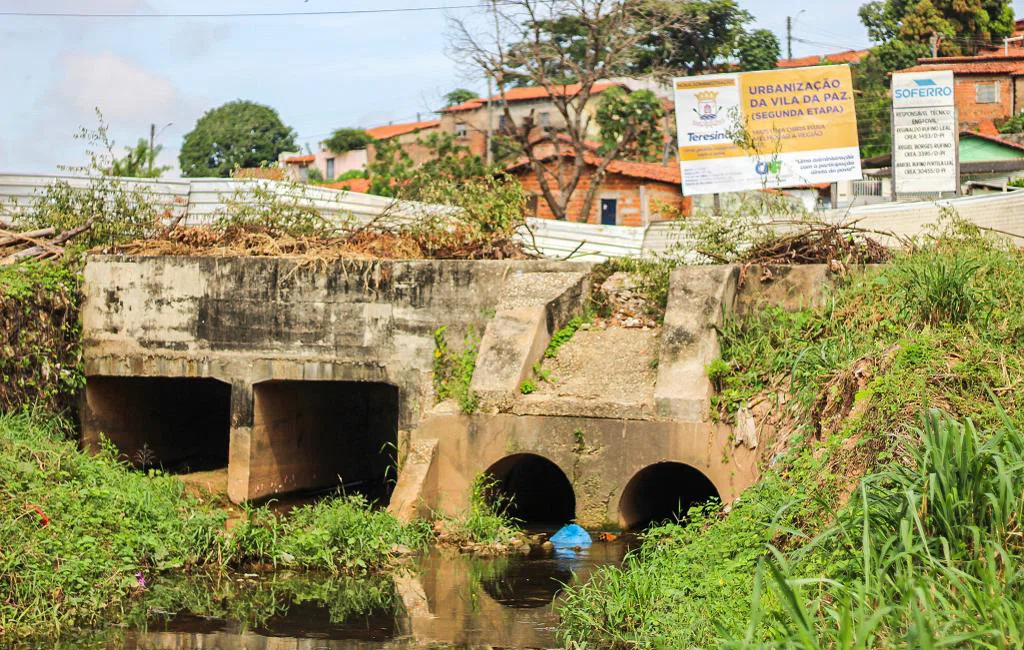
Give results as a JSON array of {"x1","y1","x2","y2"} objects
[
  {"x1": 322, "y1": 127, "x2": 373, "y2": 154},
  {"x1": 0, "y1": 413, "x2": 432, "y2": 639},
  {"x1": 0, "y1": 261, "x2": 83, "y2": 415},
  {"x1": 595, "y1": 87, "x2": 665, "y2": 162},
  {"x1": 436, "y1": 474, "x2": 522, "y2": 547},
  {"x1": 179, "y1": 100, "x2": 297, "y2": 177},
  {"x1": 432, "y1": 325, "x2": 480, "y2": 414},
  {"x1": 519, "y1": 378, "x2": 537, "y2": 394},
  {"x1": 545, "y1": 312, "x2": 592, "y2": 358},
  {"x1": 558, "y1": 227, "x2": 1024, "y2": 648}
]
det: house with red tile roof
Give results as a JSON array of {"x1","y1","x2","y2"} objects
[
  {"x1": 439, "y1": 82, "x2": 622, "y2": 159},
  {"x1": 895, "y1": 52, "x2": 1024, "y2": 134},
  {"x1": 777, "y1": 49, "x2": 869, "y2": 69},
  {"x1": 505, "y1": 143, "x2": 690, "y2": 225}
]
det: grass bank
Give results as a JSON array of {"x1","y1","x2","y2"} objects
[
  {"x1": 558, "y1": 227, "x2": 1024, "y2": 648},
  {"x1": 0, "y1": 412, "x2": 432, "y2": 639}
]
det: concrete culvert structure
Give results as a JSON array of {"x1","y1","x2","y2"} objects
[
  {"x1": 485, "y1": 453, "x2": 575, "y2": 526},
  {"x1": 250, "y1": 380, "x2": 399, "y2": 502},
  {"x1": 83, "y1": 376, "x2": 231, "y2": 472},
  {"x1": 618, "y1": 462, "x2": 720, "y2": 530}
]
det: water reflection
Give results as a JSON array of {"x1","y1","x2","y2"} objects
[{"x1": 104, "y1": 538, "x2": 634, "y2": 650}]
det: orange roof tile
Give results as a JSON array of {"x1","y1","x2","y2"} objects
[
  {"x1": 284, "y1": 154, "x2": 315, "y2": 164},
  {"x1": 506, "y1": 146, "x2": 680, "y2": 185},
  {"x1": 442, "y1": 82, "x2": 617, "y2": 112},
  {"x1": 365, "y1": 120, "x2": 440, "y2": 140},
  {"x1": 899, "y1": 60, "x2": 1024, "y2": 75},
  {"x1": 777, "y1": 49, "x2": 869, "y2": 69},
  {"x1": 323, "y1": 178, "x2": 371, "y2": 193}
]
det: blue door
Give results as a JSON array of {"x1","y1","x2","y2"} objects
[{"x1": 600, "y1": 198, "x2": 617, "y2": 225}]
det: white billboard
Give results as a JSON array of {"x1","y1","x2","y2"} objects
[
  {"x1": 673, "y1": 65, "x2": 863, "y2": 196},
  {"x1": 891, "y1": 70, "x2": 958, "y2": 195}
]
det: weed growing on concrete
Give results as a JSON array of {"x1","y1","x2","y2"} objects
[
  {"x1": 432, "y1": 325, "x2": 480, "y2": 414},
  {"x1": 545, "y1": 311, "x2": 592, "y2": 358},
  {"x1": 436, "y1": 474, "x2": 522, "y2": 548},
  {"x1": 519, "y1": 378, "x2": 536, "y2": 394}
]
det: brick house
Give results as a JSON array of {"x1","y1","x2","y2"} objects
[
  {"x1": 506, "y1": 147, "x2": 690, "y2": 226},
  {"x1": 439, "y1": 83, "x2": 620, "y2": 159},
  {"x1": 896, "y1": 53, "x2": 1024, "y2": 134},
  {"x1": 365, "y1": 119, "x2": 441, "y2": 167}
]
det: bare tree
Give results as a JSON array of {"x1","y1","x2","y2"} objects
[{"x1": 450, "y1": 0, "x2": 685, "y2": 222}]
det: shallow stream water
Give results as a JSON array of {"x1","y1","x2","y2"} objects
[{"x1": 94, "y1": 537, "x2": 634, "y2": 650}]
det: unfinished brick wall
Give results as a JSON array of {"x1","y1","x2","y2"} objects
[
  {"x1": 955, "y1": 75, "x2": 1016, "y2": 129},
  {"x1": 515, "y1": 163, "x2": 690, "y2": 225}
]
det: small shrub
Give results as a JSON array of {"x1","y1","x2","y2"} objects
[
  {"x1": 432, "y1": 325, "x2": 480, "y2": 413},
  {"x1": 439, "y1": 474, "x2": 521, "y2": 546},
  {"x1": 519, "y1": 378, "x2": 537, "y2": 394},
  {"x1": 545, "y1": 312, "x2": 592, "y2": 358}
]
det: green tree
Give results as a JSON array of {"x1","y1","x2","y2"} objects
[
  {"x1": 107, "y1": 137, "x2": 170, "y2": 178},
  {"x1": 736, "y1": 28, "x2": 781, "y2": 71},
  {"x1": 595, "y1": 88, "x2": 665, "y2": 161},
  {"x1": 179, "y1": 100, "x2": 297, "y2": 177},
  {"x1": 323, "y1": 128, "x2": 373, "y2": 153},
  {"x1": 368, "y1": 132, "x2": 489, "y2": 198},
  {"x1": 443, "y1": 88, "x2": 479, "y2": 107},
  {"x1": 859, "y1": 0, "x2": 1013, "y2": 55},
  {"x1": 632, "y1": 0, "x2": 752, "y2": 75}
]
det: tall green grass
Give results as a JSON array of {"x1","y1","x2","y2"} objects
[
  {"x1": 559, "y1": 234, "x2": 1024, "y2": 648},
  {"x1": 729, "y1": 410, "x2": 1024, "y2": 648},
  {"x1": 0, "y1": 412, "x2": 432, "y2": 638}
]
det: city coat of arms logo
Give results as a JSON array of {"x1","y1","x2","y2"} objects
[{"x1": 694, "y1": 90, "x2": 720, "y2": 120}]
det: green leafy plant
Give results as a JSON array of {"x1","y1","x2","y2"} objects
[
  {"x1": 439, "y1": 473, "x2": 522, "y2": 546},
  {"x1": 432, "y1": 325, "x2": 480, "y2": 414},
  {"x1": 323, "y1": 128, "x2": 373, "y2": 154},
  {"x1": 519, "y1": 378, "x2": 537, "y2": 394},
  {"x1": 545, "y1": 312, "x2": 592, "y2": 358}
]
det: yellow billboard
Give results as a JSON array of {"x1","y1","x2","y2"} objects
[{"x1": 674, "y1": 65, "x2": 862, "y2": 195}]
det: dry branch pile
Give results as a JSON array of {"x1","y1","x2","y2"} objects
[
  {"x1": 109, "y1": 223, "x2": 532, "y2": 261},
  {"x1": 735, "y1": 223, "x2": 893, "y2": 266},
  {"x1": 734, "y1": 223, "x2": 893, "y2": 266},
  {"x1": 0, "y1": 219, "x2": 95, "y2": 266}
]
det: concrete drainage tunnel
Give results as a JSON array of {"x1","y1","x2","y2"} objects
[{"x1": 84, "y1": 377, "x2": 401, "y2": 503}]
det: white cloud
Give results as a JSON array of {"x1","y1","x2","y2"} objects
[{"x1": 48, "y1": 52, "x2": 190, "y2": 127}]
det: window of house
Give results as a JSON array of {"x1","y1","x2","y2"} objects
[
  {"x1": 539, "y1": 111, "x2": 551, "y2": 128},
  {"x1": 325, "y1": 158, "x2": 335, "y2": 180},
  {"x1": 498, "y1": 115, "x2": 508, "y2": 131},
  {"x1": 976, "y1": 81, "x2": 1000, "y2": 104},
  {"x1": 455, "y1": 122, "x2": 468, "y2": 138}
]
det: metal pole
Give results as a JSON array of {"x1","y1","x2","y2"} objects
[
  {"x1": 954, "y1": 108, "x2": 962, "y2": 196},
  {"x1": 786, "y1": 16, "x2": 792, "y2": 60},
  {"x1": 148, "y1": 123, "x2": 155, "y2": 176}
]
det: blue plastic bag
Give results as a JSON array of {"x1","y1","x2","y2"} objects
[{"x1": 549, "y1": 523, "x2": 592, "y2": 548}]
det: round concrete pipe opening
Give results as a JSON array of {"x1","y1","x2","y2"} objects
[
  {"x1": 618, "y1": 462, "x2": 720, "y2": 530},
  {"x1": 485, "y1": 454, "x2": 575, "y2": 526}
]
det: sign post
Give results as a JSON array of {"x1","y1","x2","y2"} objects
[
  {"x1": 673, "y1": 65, "x2": 862, "y2": 197},
  {"x1": 890, "y1": 70, "x2": 958, "y2": 198}
]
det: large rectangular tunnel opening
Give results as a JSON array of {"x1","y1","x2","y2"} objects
[
  {"x1": 250, "y1": 380, "x2": 399, "y2": 504},
  {"x1": 83, "y1": 376, "x2": 232, "y2": 473}
]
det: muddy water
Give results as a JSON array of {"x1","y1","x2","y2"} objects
[{"x1": 106, "y1": 538, "x2": 634, "y2": 650}]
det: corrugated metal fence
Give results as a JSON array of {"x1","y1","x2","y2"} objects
[{"x1": 2, "y1": 173, "x2": 1023, "y2": 261}]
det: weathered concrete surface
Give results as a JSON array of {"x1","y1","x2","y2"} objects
[
  {"x1": 736, "y1": 264, "x2": 835, "y2": 315},
  {"x1": 412, "y1": 410, "x2": 758, "y2": 529},
  {"x1": 81, "y1": 255, "x2": 586, "y2": 502},
  {"x1": 470, "y1": 270, "x2": 590, "y2": 409},
  {"x1": 654, "y1": 265, "x2": 739, "y2": 421},
  {"x1": 389, "y1": 437, "x2": 439, "y2": 522}
]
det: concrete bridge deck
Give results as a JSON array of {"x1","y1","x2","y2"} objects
[{"x1": 80, "y1": 254, "x2": 832, "y2": 528}]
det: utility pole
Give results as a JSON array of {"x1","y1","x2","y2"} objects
[
  {"x1": 786, "y1": 16, "x2": 793, "y2": 60},
  {"x1": 930, "y1": 32, "x2": 939, "y2": 58},
  {"x1": 148, "y1": 122, "x2": 155, "y2": 176}
]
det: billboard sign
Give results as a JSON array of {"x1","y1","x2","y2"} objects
[
  {"x1": 891, "y1": 70, "x2": 958, "y2": 194},
  {"x1": 673, "y1": 65, "x2": 862, "y2": 196}
]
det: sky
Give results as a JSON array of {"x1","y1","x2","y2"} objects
[{"x1": 1, "y1": 0, "x2": 1022, "y2": 176}]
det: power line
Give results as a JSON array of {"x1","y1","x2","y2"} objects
[{"x1": 0, "y1": 2, "x2": 511, "y2": 19}]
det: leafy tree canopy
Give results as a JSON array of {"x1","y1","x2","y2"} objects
[
  {"x1": 595, "y1": 88, "x2": 665, "y2": 161},
  {"x1": 368, "y1": 132, "x2": 489, "y2": 198},
  {"x1": 179, "y1": 100, "x2": 296, "y2": 177},
  {"x1": 443, "y1": 88, "x2": 480, "y2": 107},
  {"x1": 737, "y1": 28, "x2": 781, "y2": 72},
  {"x1": 107, "y1": 138, "x2": 170, "y2": 178},
  {"x1": 323, "y1": 128, "x2": 374, "y2": 153},
  {"x1": 860, "y1": 0, "x2": 1014, "y2": 55},
  {"x1": 632, "y1": 0, "x2": 752, "y2": 75}
]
